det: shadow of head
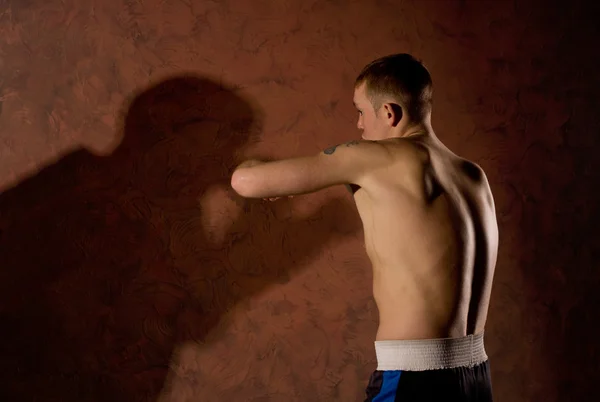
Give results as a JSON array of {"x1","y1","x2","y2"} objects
[
  {"x1": 0, "y1": 74, "x2": 267, "y2": 399},
  {"x1": 0, "y1": 73, "x2": 362, "y2": 402},
  {"x1": 113, "y1": 74, "x2": 263, "y2": 183}
]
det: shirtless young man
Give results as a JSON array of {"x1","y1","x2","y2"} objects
[{"x1": 231, "y1": 53, "x2": 498, "y2": 401}]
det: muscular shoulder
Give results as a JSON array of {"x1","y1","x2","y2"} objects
[
  {"x1": 456, "y1": 158, "x2": 496, "y2": 208},
  {"x1": 380, "y1": 137, "x2": 430, "y2": 168},
  {"x1": 317, "y1": 139, "x2": 394, "y2": 181},
  {"x1": 458, "y1": 159, "x2": 485, "y2": 183},
  {"x1": 315, "y1": 138, "x2": 428, "y2": 192},
  {"x1": 361, "y1": 138, "x2": 430, "y2": 193}
]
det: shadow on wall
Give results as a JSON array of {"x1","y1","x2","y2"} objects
[{"x1": 0, "y1": 75, "x2": 359, "y2": 401}]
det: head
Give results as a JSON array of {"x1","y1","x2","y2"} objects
[{"x1": 353, "y1": 53, "x2": 433, "y2": 140}]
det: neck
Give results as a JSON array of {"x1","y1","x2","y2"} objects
[{"x1": 390, "y1": 117, "x2": 433, "y2": 139}]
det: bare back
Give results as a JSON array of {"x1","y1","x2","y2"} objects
[{"x1": 351, "y1": 135, "x2": 499, "y2": 341}]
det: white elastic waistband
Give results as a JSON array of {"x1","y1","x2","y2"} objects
[{"x1": 374, "y1": 333, "x2": 488, "y2": 371}]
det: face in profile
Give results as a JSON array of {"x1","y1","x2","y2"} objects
[{"x1": 353, "y1": 82, "x2": 390, "y2": 141}]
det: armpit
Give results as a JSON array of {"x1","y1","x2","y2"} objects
[{"x1": 345, "y1": 183, "x2": 361, "y2": 195}]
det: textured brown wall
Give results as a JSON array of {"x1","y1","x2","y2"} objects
[{"x1": 1, "y1": 1, "x2": 598, "y2": 401}]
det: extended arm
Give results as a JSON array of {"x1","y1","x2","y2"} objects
[{"x1": 230, "y1": 140, "x2": 392, "y2": 199}]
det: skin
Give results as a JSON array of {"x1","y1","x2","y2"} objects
[{"x1": 231, "y1": 82, "x2": 498, "y2": 341}]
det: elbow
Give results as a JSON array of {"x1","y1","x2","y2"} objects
[{"x1": 230, "y1": 169, "x2": 254, "y2": 198}]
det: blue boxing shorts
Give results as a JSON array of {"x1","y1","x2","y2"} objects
[{"x1": 364, "y1": 333, "x2": 493, "y2": 401}]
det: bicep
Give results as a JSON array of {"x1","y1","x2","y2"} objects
[{"x1": 315, "y1": 139, "x2": 389, "y2": 186}]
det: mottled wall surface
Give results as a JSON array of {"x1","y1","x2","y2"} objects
[{"x1": 0, "y1": 1, "x2": 598, "y2": 401}]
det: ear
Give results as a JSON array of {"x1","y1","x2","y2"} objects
[{"x1": 382, "y1": 103, "x2": 403, "y2": 127}]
